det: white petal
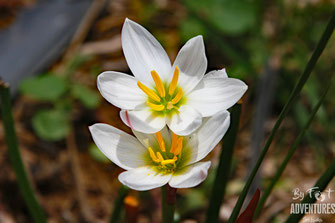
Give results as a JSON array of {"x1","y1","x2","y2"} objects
[
  {"x1": 185, "y1": 110, "x2": 230, "y2": 165},
  {"x1": 89, "y1": 123, "x2": 147, "y2": 170},
  {"x1": 188, "y1": 76, "x2": 247, "y2": 117},
  {"x1": 167, "y1": 105, "x2": 202, "y2": 136},
  {"x1": 205, "y1": 68, "x2": 228, "y2": 79},
  {"x1": 120, "y1": 109, "x2": 166, "y2": 134},
  {"x1": 132, "y1": 126, "x2": 172, "y2": 150},
  {"x1": 169, "y1": 161, "x2": 211, "y2": 188},
  {"x1": 172, "y1": 36, "x2": 207, "y2": 93},
  {"x1": 97, "y1": 71, "x2": 146, "y2": 109},
  {"x1": 122, "y1": 18, "x2": 171, "y2": 85},
  {"x1": 119, "y1": 166, "x2": 172, "y2": 191}
]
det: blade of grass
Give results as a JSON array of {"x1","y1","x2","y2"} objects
[
  {"x1": 227, "y1": 10, "x2": 335, "y2": 223},
  {"x1": 0, "y1": 81, "x2": 47, "y2": 223},
  {"x1": 285, "y1": 159, "x2": 335, "y2": 223},
  {"x1": 109, "y1": 185, "x2": 129, "y2": 223},
  {"x1": 205, "y1": 103, "x2": 242, "y2": 223},
  {"x1": 254, "y1": 80, "x2": 331, "y2": 218}
]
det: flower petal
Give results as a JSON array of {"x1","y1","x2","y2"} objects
[
  {"x1": 122, "y1": 18, "x2": 171, "y2": 85},
  {"x1": 185, "y1": 110, "x2": 230, "y2": 165},
  {"x1": 132, "y1": 126, "x2": 172, "y2": 150},
  {"x1": 97, "y1": 71, "x2": 146, "y2": 109},
  {"x1": 188, "y1": 76, "x2": 247, "y2": 117},
  {"x1": 167, "y1": 105, "x2": 202, "y2": 136},
  {"x1": 120, "y1": 109, "x2": 166, "y2": 134},
  {"x1": 172, "y1": 35, "x2": 207, "y2": 93},
  {"x1": 169, "y1": 161, "x2": 211, "y2": 188},
  {"x1": 119, "y1": 166, "x2": 172, "y2": 191},
  {"x1": 205, "y1": 68, "x2": 228, "y2": 79},
  {"x1": 89, "y1": 123, "x2": 147, "y2": 170}
]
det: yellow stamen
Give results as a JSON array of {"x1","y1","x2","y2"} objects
[
  {"x1": 137, "y1": 81, "x2": 161, "y2": 102},
  {"x1": 170, "y1": 133, "x2": 178, "y2": 154},
  {"x1": 155, "y1": 132, "x2": 166, "y2": 152},
  {"x1": 173, "y1": 137, "x2": 183, "y2": 156},
  {"x1": 148, "y1": 147, "x2": 160, "y2": 163},
  {"x1": 156, "y1": 152, "x2": 164, "y2": 162},
  {"x1": 161, "y1": 159, "x2": 176, "y2": 165},
  {"x1": 170, "y1": 88, "x2": 183, "y2": 105},
  {"x1": 169, "y1": 66, "x2": 179, "y2": 95},
  {"x1": 147, "y1": 101, "x2": 165, "y2": 111},
  {"x1": 151, "y1": 70, "x2": 165, "y2": 97}
]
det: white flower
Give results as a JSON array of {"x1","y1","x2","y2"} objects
[
  {"x1": 89, "y1": 110, "x2": 230, "y2": 191},
  {"x1": 97, "y1": 18, "x2": 247, "y2": 135}
]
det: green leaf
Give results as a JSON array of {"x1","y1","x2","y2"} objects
[
  {"x1": 20, "y1": 74, "x2": 67, "y2": 101},
  {"x1": 32, "y1": 109, "x2": 70, "y2": 141},
  {"x1": 180, "y1": 17, "x2": 206, "y2": 42},
  {"x1": 88, "y1": 144, "x2": 109, "y2": 163},
  {"x1": 208, "y1": 1, "x2": 256, "y2": 35},
  {"x1": 71, "y1": 84, "x2": 100, "y2": 109},
  {"x1": 184, "y1": 0, "x2": 256, "y2": 35}
]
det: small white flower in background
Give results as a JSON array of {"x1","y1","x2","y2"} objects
[
  {"x1": 97, "y1": 18, "x2": 247, "y2": 136},
  {"x1": 89, "y1": 110, "x2": 230, "y2": 191}
]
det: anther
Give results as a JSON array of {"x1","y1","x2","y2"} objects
[
  {"x1": 147, "y1": 101, "x2": 165, "y2": 111},
  {"x1": 169, "y1": 66, "x2": 179, "y2": 95},
  {"x1": 173, "y1": 137, "x2": 183, "y2": 156},
  {"x1": 170, "y1": 88, "x2": 183, "y2": 105},
  {"x1": 170, "y1": 133, "x2": 178, "y2": 154},
  {"x1": 155, "y1": 132, "x2": 166, "y2": 152},
  {"x1": 137, "y1": 81, "x2": 161, "y2": 102},
  {"x1": 151, "y1": 70, "x2": 165, "y2": 97}
]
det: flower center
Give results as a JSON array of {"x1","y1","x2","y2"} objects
[
  {"x1": 146, "y1": 131, "x2": 183, "y2": 173},
  {"x1": 137, "y1": 67, "x2": 184, "y2": 113}
]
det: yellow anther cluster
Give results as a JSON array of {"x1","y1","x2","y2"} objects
[
  {"x1": 137, "y1": 66, "x2": 183, "y2": 112},
  {"x1": 147, "y1": 131, "x2": 184, "y2": 170}
]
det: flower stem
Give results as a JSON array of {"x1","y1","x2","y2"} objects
[
  {"x1": 0, "y1": 81, "x2": 47, "y2": 223},
  {"x1": 162, "y1": 185, "x2": 176, "y2": 223},
  {"x1": 227, "y1": 10, "x2": 335, "y2": 223},
  {"x1": 285, "y1": 159, "x2": 335, "y2": 223},
  {"x1": 254, "y1": 80, "x2": 331, "y2": 218},
  {"x1": 109, "y1": 185, "x2": 129, "y2": 223},
  {"x1": 205, "y1": 103, "x2": 242, "y2": 223}
]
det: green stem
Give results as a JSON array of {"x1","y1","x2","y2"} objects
[
  {"x1": 205, "y1": 103, "x2": 242, "y2": 223},
  {"x1": 109, "y1": 185, "x2": 129, "y2": 223},
  {"x1": 285, "y1": 159, "x2": 335, "y2": 223},
  {"x1": 227, "y1": 10, "x2": 335, "y2": 223},
  {"x1": 254, "y1": 81, "x2": 331, "y2": 218},
  {"x1": 0, "y1": 81, "x2": 47, "y2": 223},
  {"x1": 162, "y1": 185, "x2": 176, "y2": 223}
]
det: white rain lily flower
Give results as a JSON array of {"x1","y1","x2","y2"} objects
[
  {"x1": 97, "y1": 18, "x2": 247, "y2": 135},
  {"x1": 89, "y1": 110, "x2": 230, "y2": 191}
]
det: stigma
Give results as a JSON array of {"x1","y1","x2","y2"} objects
[
  {"x1": 137, "y1": 67, "x2": 183, "y2": 112},
  {"x1": 147, "y1": 131, "x2": 184, "y2": 171}
]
